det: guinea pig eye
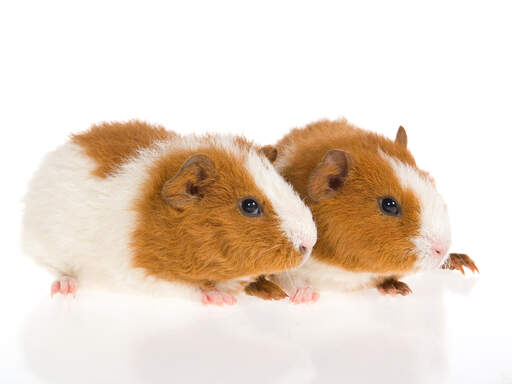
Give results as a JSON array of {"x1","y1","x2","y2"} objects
[
  {"x1": 239, "y1": 197, "x2": 263, "y2": 217},
  {"x1": 378, "y1": 197, "x2": 401, "y2": 217}
]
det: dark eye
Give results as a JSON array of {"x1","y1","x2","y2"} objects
[
  {"x1": 239, "y1": 198, "x2": 263, "y2": 217},
  {"x1": 379, "y1": 197, "x2": 401, "y2": 216}
]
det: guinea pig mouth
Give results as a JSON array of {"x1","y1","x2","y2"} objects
[
  {"x1": 298, "y1": 249, "x2": 312, "y2": 266},
  {"x1": 413, "y1": 236, "x2": 451, "y2": 270},
  {"x1": 417, "y1": 250, "x2": 449, "y2": 270}
]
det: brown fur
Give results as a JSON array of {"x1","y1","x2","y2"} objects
[
  {"x1": 71, "y1": 120, "x2": 174, "y2": 178},
  {"x1": 276, "y1": 119, "x2": 422, "y2": 274}
]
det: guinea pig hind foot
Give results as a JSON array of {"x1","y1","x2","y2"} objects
[
  {"x1": 289, "y1": 287, "x2": 319, "y2": 304},
  {"x1": 377, "y1": 278, "x2": 412, "y2": 297},
  {"x1": 200, "y1": 289, "x2": 237, "y2": 306},
  {"x1": 51, "y1": 277, "x2": 78, "y2": 298}
]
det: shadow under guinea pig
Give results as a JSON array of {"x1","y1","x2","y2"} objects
[
  {"x1": 21, "y1": 291, "x2": 315, "y2": 384},
  {"x1": 21, "y1": 271, "x2": 476, "y2": 384}
]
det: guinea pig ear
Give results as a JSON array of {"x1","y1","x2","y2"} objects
[
  {"x1": 395, "y1": 126, "x2": 408, "y2": 148},
  {"x1": 259, "y1": 145, "x2": 278, "y2": 163},
  {"x1": 307, "y1": 150, "x2": 352, "y2": 201},
  {"x1": 161, "y1": 154, "x2": 217, "y2": 207}
]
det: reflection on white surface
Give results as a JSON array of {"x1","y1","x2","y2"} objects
[{"x1": 21, "y1": 271, "x2": 487, "y2": 384}]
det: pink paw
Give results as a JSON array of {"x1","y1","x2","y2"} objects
[
  {"x1": 201, "y1": 290, "x2": 237, "y2": 306},
  {"x1": 51, "y1": 278, "x2": 77, "y2": 298},
  {"x1": 290, "y1": 287, "x2": 319, "y2": 304}
]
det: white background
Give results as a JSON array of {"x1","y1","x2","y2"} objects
[{"x1": 1, "y1": 1, "x2": 511, "y2": 383}]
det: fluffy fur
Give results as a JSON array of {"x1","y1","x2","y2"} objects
[
  {"x1": 270, "y1": 119, "x2": 453, "y2": 294},
  {"x1": 22, "y1": 121, "x2": 317, "y2": 300}
]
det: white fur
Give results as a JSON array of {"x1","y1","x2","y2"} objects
[
  {"x1": 22, "y1": 133, "x2": 317, "y2": 297},
  {"x1": 245, "y1": 151, "x2": 317, "y2": 260},
  {"x1": 274, "y1": 257, "x2": 377, "y2": 294},
  {"x1": 379, "y1": 150, "x2": 451, "y2": 270}
]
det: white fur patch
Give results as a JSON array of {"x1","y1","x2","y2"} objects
[
  {"x1": 245, "y1": 150, "x2": 317, "y2": 260},
  {"x1": 380, "y1": 150, "x2": 451, "y2": 270},
  {"x1": 274, "y1": 257, "x2": 377, "y2": 294}
]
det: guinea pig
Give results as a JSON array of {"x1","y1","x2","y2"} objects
[
  {"x1": 22, "y1": 121, "x2": 317, "y2": 306},
  {"x1": 259, "y1": 119, "x2": 478, "y2": 303}
]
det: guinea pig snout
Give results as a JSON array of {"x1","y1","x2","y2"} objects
[
  {"x1": 299, "y1": 244, "x2": 309, "y2": 255},
  {"x1": 432, "y1": 245, "x2": 447, "y2": 258},
  {"x1": 299, "y1": 243, "x2": 312, "y2": 257},
  {"x1": 428, "y1": 238, "x2": 449, "y2": 259},
  {"x1": 294, "y1": 237, "x2": 315, "y2": 262}
]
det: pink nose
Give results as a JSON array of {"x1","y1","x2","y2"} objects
[
  {"x1": 431, "y1": 245, "x2": 447, "y2": 257},
  {"x1": 299, "y1": 243, "x2": 311, "y2": 256}
]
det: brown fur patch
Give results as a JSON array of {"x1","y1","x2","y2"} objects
[
  {"x1": 131, "y1": 143, "x2": 304, "y2": 289},
  {"x1": 276, "y1": 119, "x2": 422, "y2": 274},
  {"x1": 71, "y1": 120, "x2": 175, "y2": 178}
]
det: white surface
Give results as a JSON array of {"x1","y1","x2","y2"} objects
[{"x1": 1, "y1": 1, "x2": 511, "y2": 383}]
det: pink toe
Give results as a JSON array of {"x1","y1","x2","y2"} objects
[
  {"x1": 302, "y1": 287, "x2": 313, "y2": 303},
  {"x1": 292, "y1": 289, "x2": 304, "y2": 304},
  {"x1": 214, "y1": 295, "x2": 224, "y2": 306},
  {"x1": 68, "y1": 281, "x2": 77, "y2": 297},
  {"x1": 60, "y1": 280, "x2": 69, "y2": 295},
  {"x1": 292, "y1": 289, "x2": 302, "y2": 304},
  {"x1": 312, "y1": 292, "x2": 320, "y2": 302},
  {"x1": 223, "y1": 294, "x2": 236, "y2": 305},
  {"x1": 51, "y1": 281, "x2": 61, "y2": 297}
]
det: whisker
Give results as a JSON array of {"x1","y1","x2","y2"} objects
[
  {"x1": 251, "y1": 243, "x2": 282, "y2": 268},
  {"x1": 284, "y1": 250, "x2": 296, "y2": 291}
]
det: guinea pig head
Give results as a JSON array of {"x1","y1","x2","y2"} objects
[
  {"x1": 306, "y1": 127, "x2": 451, "y2": 274},
  {"x1": 133, "y1": 141, "x2": 317, "y2": 285}
]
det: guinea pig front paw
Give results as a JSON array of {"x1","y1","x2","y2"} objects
[
  {"x1": 51, "y1": 278, "x2": 78, "y2": 298},
  {"x1": 289, "y1": 287, "x2": 319, "y2": 304},
  {"x1": 200, "y1": 290, "x2": 237, "y2": 306},
  {"x1": 244, "y1": 276, "x2": 288, "y2": 301},
  {"x1": 377, "y1": 278, "x2": 412, "y2": 297},
  {"x1": 441, "y1": 253, "x2": 479, "y2": 275}
]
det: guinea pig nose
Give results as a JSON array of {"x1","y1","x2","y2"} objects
[{"x1": 431, "y1": 245, "x2": 447, "y2": 257}]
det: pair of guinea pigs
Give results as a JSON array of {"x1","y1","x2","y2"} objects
[{"x1": 22, "y1": 119, "x2": 478, "y2": 305}]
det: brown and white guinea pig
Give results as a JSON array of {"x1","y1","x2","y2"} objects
[
  {"x1": 22, "y1": 121, "x2": 317, "y2": 306},
  {"x1": 263, "y1": 119, "x2": 478, "y2": 303}
]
